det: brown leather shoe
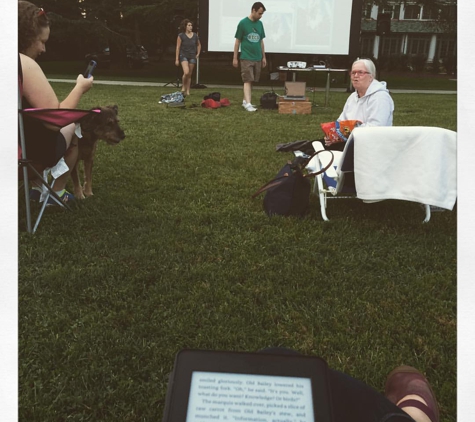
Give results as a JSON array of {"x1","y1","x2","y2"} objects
[{"x1": 385, "y1": 365, "x2": 439, "y2": 422}]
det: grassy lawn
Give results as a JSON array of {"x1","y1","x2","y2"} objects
[
  {"x1": 40, "y1": 56, "x2": 458, "y2": 91},
  {"x1": 19, "y1": 84, "x2": 457, "y2": 421}
]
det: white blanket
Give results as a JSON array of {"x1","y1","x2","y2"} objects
[{"x1": 337, "y1": 126, "x2": 457, "y2": 210}]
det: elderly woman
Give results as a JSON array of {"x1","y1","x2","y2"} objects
[
  {"x1": 19, "y1": 0, "x2": 94, "y2": 203},
  {"x1": 323, "y1": 58, "x2": 394, "y2": 150}
]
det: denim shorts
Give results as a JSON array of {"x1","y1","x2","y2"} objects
[{"x1": 180, "y1": 55, "x2": 197, "y2": 64}]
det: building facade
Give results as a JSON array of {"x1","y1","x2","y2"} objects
[{"x1": 359, "y1": 1, "x2": 456, "y2": 70}]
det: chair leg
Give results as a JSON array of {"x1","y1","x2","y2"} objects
[
  {"x1": 422, "y1": 204, "x2": 431, "y2": 223},
  {"x1": 315, "y1": 174, "x2": 330, "y2": 221},
  {"x1": 33, "y1": 178, "x2": 56, "y2": 234},
  {"x1": 22, "y1": 165, "x2": 33, "y2": 233},
  {"x1": 20, "y1": 162, "x2": 72, "y2": 234}
]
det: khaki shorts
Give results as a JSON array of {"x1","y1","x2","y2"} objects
[{"x1": 240, "y1": 60, "x2": 262, "y2": 83}]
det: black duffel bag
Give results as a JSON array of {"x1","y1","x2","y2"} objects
[
  {"x1": 204, "y1": 92, "x2": 221, "y2": 101},
  {"x1": 252, "y1": 151, "x2": 334, "y2": 217}
]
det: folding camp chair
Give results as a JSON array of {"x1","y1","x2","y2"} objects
[
  {"x1": 18, "y1": 83, "x2": 100, "y2": 233},
  {"x1": 306, "y1": 126, "x2": 457, "y2": 223}
]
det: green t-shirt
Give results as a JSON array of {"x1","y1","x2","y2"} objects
[{"x1": 234, "y1": 17, "x2": 266, "y2": 61}]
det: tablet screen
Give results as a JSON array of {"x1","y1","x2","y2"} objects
[{"x1": 186, "y1": 371, "x2": 314, "y2": 422}]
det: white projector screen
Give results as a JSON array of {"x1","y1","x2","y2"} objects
[{"x1": 205, "y1": 0, "x2": 355, "y2": 55}]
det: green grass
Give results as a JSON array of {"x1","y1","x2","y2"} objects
[
  {"x1": 19, "y1": 84, "x2": 457, "y2": 421},
  {"x1": 40, "y1": 56, "x2": 458, "y2": 91}
]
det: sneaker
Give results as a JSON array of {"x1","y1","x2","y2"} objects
[
  {"x1": 242, "y1": 100, "x2": 256, "y2": 108},
  {"x1": 46, "y1": 190, "x2": 75, "y2": 206},
  {"x1": 244, "y1": 103, "x2": 257, "y2": 112}
]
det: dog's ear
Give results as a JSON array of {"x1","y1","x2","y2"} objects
[{"x1": 111, "y1": 105, "x2": 119, "y2": 114}]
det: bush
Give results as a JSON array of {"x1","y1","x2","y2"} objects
[
  {"x1": 409, "y1": 54, "x2": 428, "y2": 73},
  {"x1": 387, "y1": 53, "x2": 410, "y2": 72},
  {"x1": 442, "y1": 54, "x2": 457, "y2": 75}
]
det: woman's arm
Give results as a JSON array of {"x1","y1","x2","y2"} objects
[
  {"x1": 175, "y1": 35, "x2": 182, "y2": 65},
  {"x1": 20, "y1": 53, "x2": 92, "y2": 110},
  {"x1": 196, "y1": 35, "x2": 201, "y2": 58}
]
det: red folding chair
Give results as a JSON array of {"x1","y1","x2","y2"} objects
[{"x1": 18, "y1": 69, "x2": 100, "y2": 233}]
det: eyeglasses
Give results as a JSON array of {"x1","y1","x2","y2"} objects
[
  {"x1": 38, "y1": 8, "x2": 46, "y2": 17},
  {"x1": 350, "y1": 70, "x2": 370, "y2": 77}
]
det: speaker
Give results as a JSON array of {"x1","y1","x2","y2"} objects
[{"x1": 376, "y1": 13, "x2": 391, "y2": 36}]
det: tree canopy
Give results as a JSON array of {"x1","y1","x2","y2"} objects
[{"x1": 37, "y1": 0, "x2": 199, "y2": 59}]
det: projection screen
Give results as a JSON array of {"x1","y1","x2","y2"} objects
[{"x1": 199, "y1": 0, "x2": 362, "y2": 55}]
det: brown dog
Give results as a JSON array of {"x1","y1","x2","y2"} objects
[{"x1": 71, "y1": 105, "x2": 125, "y2": 199}]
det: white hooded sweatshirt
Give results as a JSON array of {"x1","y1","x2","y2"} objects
[{"x1": 338, "y1": 79, "x2": 394, "y2": 127}]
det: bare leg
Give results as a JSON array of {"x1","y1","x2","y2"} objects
[
  {"x1": 181, "y1": 61, "x2": 190, "y2": 93},
  {"x1": 397, "y1": 395, "x2": 432, "y2": 422},
  {"x1": 54, "y1": 123, "x2": 78, "y2": 192},
  {"x1": 243, "y1": 82, "x2": 253, "y2": 105},
  {"x1": 187, "y1": 63, "x2": 195, "y2": 95}
]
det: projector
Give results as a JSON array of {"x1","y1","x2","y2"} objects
[{"x1": 287, "y1": 61, "x2": 307, "y2": 69}]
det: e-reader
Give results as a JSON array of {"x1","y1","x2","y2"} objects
[{"x1": 162, "y1": 349, "x2": 334, "y2": 422}]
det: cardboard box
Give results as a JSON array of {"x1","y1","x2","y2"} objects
[
  {"x1": 284, "y1": 81, "x2": 306, "y2": 97},
  {"x1": 278, "y1": 98, "x2": 312, "y2": 114}
]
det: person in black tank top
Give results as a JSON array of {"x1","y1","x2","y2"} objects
[{"x1": 19, "y1": 1, "x2": 94, "y2": 202}]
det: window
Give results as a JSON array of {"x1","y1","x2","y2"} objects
[
  {"x1": 360, "y1": 35, "x2": 374, "y2": 57},
  {"x1": 421, "y1": 6, "x2": 436, "y2": 20},
  {"x1": 393, "y1": 5, "x2": 401, "y2": 19},
  {"x1": 440, "y1": 5, "x2": 457, "y2": 19},
  {"x1": 362, "y1": 4, "x2": 372, "y2": 18},
  {"x1": 381, "y1": 35, "x2": 402, "y2": 55},
  {"x1": 404, "y1": 5, "x2": 421, "y2": 20},
  {"x1": 437, "y1": 36, "x2": 457, "y2": 59},
  {"x1": 381, "y1": 4, "x2": 401, "y2": 19},
  {"x1": 407, "y1": 34, "x2": 431, "y2": 55}
]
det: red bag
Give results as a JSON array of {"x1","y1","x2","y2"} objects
[
  {"x1": 320, "y1": 120, "x2": 361, "y2": 145},
  {"x1": 201, "y1": 99, "x2": 221, "y2": 109}
]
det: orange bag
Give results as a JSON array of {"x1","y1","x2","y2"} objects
[{"x1": 320, "y1": 120, "x2": 361, "y2": 145}]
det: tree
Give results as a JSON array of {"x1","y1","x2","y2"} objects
[{"x1": 38, "y1": 0, "x2": 200, "y2": 60}]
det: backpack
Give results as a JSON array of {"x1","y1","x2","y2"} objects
[
  {"x1": 160, "y1": 92, "x2": 185, "y2": 104},
  {"x1": 252, "y1": 151, "x2": 334, "y2": 217},
  {"x1": 204, "y1": 92, "x2": 221, "y2": 102},
  {"x1": 260, "y1": 92, "x2": 278, "y2": 109}
]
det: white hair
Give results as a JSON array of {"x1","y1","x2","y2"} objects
[{"x1": 353, "y1": 58, "x2": 376, "y2": 77}]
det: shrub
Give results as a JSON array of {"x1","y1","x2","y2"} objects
[{"x1": 410, "y1": 54, "x2": 428, "y2": 73}]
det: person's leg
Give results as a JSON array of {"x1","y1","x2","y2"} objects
[
  {"x1": 240, "y1": 60, "x2": 255, "y2": 110},
  {"x1": 180, "y1": 60, "x2": 190, "y2": 93},
  {"x1": 328, "y1": 369, "x2": 414, "y2": 422},
  {"x1": 259, "y1": 348, "x2": 414, "y2": 422},
  {"x1": 187, "y1": 63, "x2": 195, "y2": 95},
  {"x1": 243, "y1": 82, "x2": 253, "y2": 105},
  {"x1": 53, "y1": 123, "x2": 77, "y2": 193}
]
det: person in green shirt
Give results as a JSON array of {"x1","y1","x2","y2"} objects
[{"x1": 233, "y1": 2, "x2": 267, "y2": 112}]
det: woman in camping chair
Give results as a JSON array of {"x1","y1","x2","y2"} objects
[
  {"x1": 322, "y1": 58, "x2": 394, "y2": 151},
  {"x1": 19, "y1": 1, "x2": 94, "y2": 203}
]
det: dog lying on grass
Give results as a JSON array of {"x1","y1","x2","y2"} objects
[{"x1": 71, "y1": 105, "x2": 125, "y2": 199}]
